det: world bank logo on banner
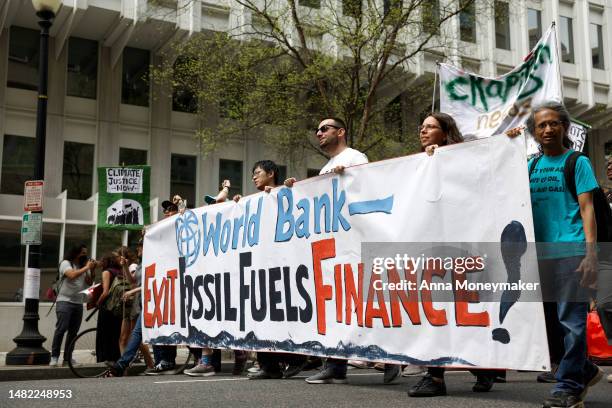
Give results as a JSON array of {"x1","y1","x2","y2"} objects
[{"x1": 175, "y1": 210, "x2": 201, "y2": 267}]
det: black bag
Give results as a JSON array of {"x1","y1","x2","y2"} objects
[{"x1": 529, "y1": 151, "x2": 612, "y2": 242}]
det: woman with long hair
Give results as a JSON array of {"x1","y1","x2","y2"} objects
[
  {"x1": 96, "y1": 251, "x2": 125, "y2": 363},
  {"x1": 408, "y1": 112, "x2": 499, "y2": 397},
  {"x1": 115, "y1": 246, "x2": 137, "y2": 354},
  {"x1": 49, "y1": 244, "x2": 96, "y2": 366}
]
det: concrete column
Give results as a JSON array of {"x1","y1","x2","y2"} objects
[
  {"x1": 604, "y1": 1, "x2": 612, "y2": 107},
  {"x1": 44, "y1": 36, "x2": 67, "y2": 197},
  {"x1": 0, "y1": 29, "x2": 8, "y2": 185},
  {"x1": 149, "y1": 53, "x2": 172, "y2": 205},
  {"x1": 441, "y1": 0, "x2": 460, "y2": 66},
  {"x1": 97, "y1": 47, "x2": 122, "y2": 179},
  {"x1": 575, "y1": 0, "x2": 594, "y2": 107},
  {"x1": 515, "y1": 0, "x2": 530, "y2": 60},
  {"x1": 479, "y1": 0, "x2": 496, "y2": 76}
]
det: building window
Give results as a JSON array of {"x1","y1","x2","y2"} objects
[
  {"x1": 421, "y1": 0, "x2": 439, "y2": 34},
  {"x1": 173, "y1": 87, "x2": 197, "y2": 113},
  {"x1": 527, "y1": 9, "x2": 542, "y2": 50},
  {"x1": 1, "y1": 135, "x2": 35, "y2": 195},
  {"x1": 342, "y1": 0, "x2": 361, "y2": 18},
  {"x1": 494, "y1": 1, "x2": 511, "y2": 50},
  {"x1": 96, "y1": 229, "x2": 123, "y2": 260},
  {"x1": 219, "y1": 159, "x2": 243, "y2": 198},
  {"x1": 299, "y1": 0, "x2": 320, "y2": 8},
  {"x1": 0, "y1": 221, "x2": 26, "y2": 301},
  {"x1": 119, "y1": 148, "x2": 148, "y2": 166},
  {"x1": 307, "y1": 168, "x2": 321, "y2": 178},
  {"x1": 591, "y1": 24, "x2": 604, "y2": 69},
  {"x1": 64, "y1": 224, "x2": 94, "y2": 258},
  {"x1": 384, "y1": 95, "x2": 403, "y2": 141},
  {"x1": 67, "y1": 37, "x2": 98, "y2": 99},
  {"x1": 62, "y1": 141, "x2": 95, "y2": 200},
  {"x1": 40, "y1": 222, "x2": 61, "y2": 271},
  {"x1": 559, "y1": 16, "x2": 574, "y2": 64},
  {"x1": 171, "y1": 154, "x2": 197, "y2": 208},
  {"x1": 277, "y1": 165, "x2": 287, "y2": 185},
  {"x1": 605, "y1": 141, "x2": 612, "y2": 160},
  {"x1": 122, "y1": 47, "x2": 150, "y2": 106},
  {"x1": 459, "y1": 2, "x2": 476, "y2": 43},
  {"x1": 7, "y1": 26, "x2": 39, "y2": 91},
  {"x1": 172, "y1": 57, "x2": 198, "y2": 113},
  {"x1": 384, "y1": 0, "x2": 403, "y2": 19}
]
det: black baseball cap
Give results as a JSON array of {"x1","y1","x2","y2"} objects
[{"x1": 161, "y1": 200, "x2": 178, "y2": 212}]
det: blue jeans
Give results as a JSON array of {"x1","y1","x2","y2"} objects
[
  {"x1": 541, "y1": 256, "x2": 596, "y2": 396},
  {"x1": 51, "y1": 301, "x2": 83, "y2": 360},
  {"x1": 116, "y1": 313, "x2": 143, "y2": 370}
]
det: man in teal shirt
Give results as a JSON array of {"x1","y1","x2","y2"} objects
[{"x1": 526, "y1": 101, "x2": 603, "y2": 408}]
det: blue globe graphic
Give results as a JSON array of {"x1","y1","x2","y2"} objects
[{"x1": 175, "y1": 210, "x2": 201, "y2": 267}]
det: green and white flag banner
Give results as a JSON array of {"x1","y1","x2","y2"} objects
[
  {"x1": 97, "y1": 165, "x2": 151, "y2": 230},
  {"x1": 440, "y1": 24, "x2": 562, "y2": 156}
]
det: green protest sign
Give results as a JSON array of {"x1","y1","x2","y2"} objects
[{"x1": 97, "y1": 166, "x2": 150, "y2": 230}]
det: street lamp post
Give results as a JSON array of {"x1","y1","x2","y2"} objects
[{"x1": 6, "y1": 0, "x2": 62, "y2": 365}]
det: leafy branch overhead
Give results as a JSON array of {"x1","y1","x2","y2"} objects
[{"x1": 151, "y1": 0, "x2": 487, "y2": 160}]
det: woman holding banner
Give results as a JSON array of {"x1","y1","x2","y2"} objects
[{"x1": 408, "y1": 112, "x2": 500, "y2": 398}]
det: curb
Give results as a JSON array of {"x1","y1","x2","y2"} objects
[{"x1": 0, "y1": 361, "x2": 239, "y2": 382}]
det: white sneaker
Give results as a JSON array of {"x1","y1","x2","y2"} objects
[
  {"x1": 49, "y1": 357, "x2": 59, "y2": 367},
  {"x1": 402, "y1": 365, "x2": 426, "y2": 377}
]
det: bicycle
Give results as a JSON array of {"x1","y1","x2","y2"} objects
[
  {"x1": 67, "y1": 307, "x2": 194, "y2": 378},
  {"x1": 67, "y1": 307, "x2": 107, "y2": 378}
]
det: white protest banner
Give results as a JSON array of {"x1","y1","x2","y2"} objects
[
  {"x1": 143, "y1": 135, "x2": 550, "y2": 371},
  {"x1": 567, "y1": 120, "x2": 588, "y2": 153},
  {"x1": 97, "y1": 166, "x2": 150, "y2": 230},
  {"x1": 105, "y1": 167, "x2": 144, "y2": 194},
  {"x1": 440, "y1": 24, "x2": 561, "y2": 156}
]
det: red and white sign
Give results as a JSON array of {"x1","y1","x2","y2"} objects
[{"x1": 24, "y1": 180, "x2": 44, "y2": 212}]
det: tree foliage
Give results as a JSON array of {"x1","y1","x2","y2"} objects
[{"x1": 151, "y1": 0, "x2": 485, "y2": 161}]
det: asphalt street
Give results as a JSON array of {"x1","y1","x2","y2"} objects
[{"x1": 1, "y1": 368, "x2": 610, "y2": 408}]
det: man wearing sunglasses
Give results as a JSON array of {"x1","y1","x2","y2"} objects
[
  {"x1": 284, "y1": 117, "x2": 368, "y2": 187},
  {"x1": 285, "y1": 118, "x2": 380, "y2": 384}
]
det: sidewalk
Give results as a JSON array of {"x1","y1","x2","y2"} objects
[{"x1": 0, "y1": 351, "x2": 241, "y2": 382}]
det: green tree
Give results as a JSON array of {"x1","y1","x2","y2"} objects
[{"x1": 152, "y1": 0, "x2": 486, "y2": 161}]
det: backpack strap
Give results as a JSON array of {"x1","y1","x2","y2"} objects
[
  {"x1": 45, "y1": 262, "x2": 69, "y2": 317},
  {"x1": 528, "y1": 155, "x2": 542, "y2": 178},
  {"x1": 563, "y1": 151, "x2": 584, "y2": 203}
]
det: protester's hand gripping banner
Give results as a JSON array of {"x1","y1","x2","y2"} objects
[
  {"x1": 143, "y1": 136, "x2": 550, "y2": 371},
  {"x1": 440, "y1": 24, "x2": 564, "y2": 157},
  {"x1": 97, "y1": 165, "x2": 150, "y2": 230}
]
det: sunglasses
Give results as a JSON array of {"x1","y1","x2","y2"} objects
[{"x1": 315, "y1": 124, "x2": 341, "y2": 134}]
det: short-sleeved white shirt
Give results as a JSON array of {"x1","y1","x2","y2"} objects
[{"x1": 319, "y1": 148, "x2": 368, "y2": 175}]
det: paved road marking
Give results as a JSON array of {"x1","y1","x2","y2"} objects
[
  {"x1": 155, "y1": 377, "x2": 249, "y2": 384},
  {"x1": 154, "y1": 372, "x2": 384, "y2": 384}
]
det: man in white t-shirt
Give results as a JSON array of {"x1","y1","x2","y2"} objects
[
  {"x1": 285, "y1": 119, "x2": 399, "y2": 384},
  {"x1": 285, "y1": 117, "x2": 368, "y2": 187}
]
